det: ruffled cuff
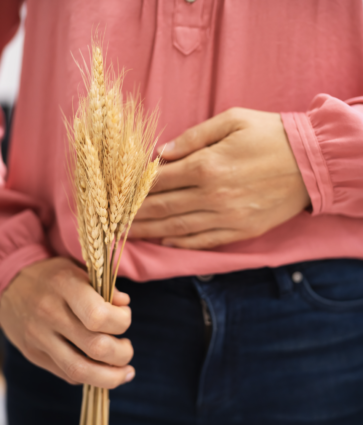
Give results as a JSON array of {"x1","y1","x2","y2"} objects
[
  {"x1": 281, "y1": 94, "x2": 363, "y2": 218},
  {"x1": 0, "y1": 209, "x2": 52, "y2": 296}
]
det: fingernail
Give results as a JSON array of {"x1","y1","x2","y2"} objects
[
  {"x1": 125, "y1": 368, "x2": 135, "y2": 383},
  {"x1": 157, "y1": 141, "x2": 175, "y2": 155}
]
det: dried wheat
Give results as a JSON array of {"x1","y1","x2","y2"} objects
[{"x1": 66, "y1": 37, "x2": 160, "y2": 425}]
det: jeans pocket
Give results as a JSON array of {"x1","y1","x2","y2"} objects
[{"x1": 298, "y1": 260, "x2": 363, "y2": 313}]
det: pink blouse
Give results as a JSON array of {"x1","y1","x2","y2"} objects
[{"x1": 1, "y1": 0, "x2": 363, "y2": 292}]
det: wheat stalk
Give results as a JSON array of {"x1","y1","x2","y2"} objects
[{"x1": 66, "y1": 35, "x2": 160, "y2": 425}]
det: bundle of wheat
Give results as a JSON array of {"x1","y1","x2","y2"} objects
[{"x1": 65, "y1": 37, "x2": 160, "y2": 425}]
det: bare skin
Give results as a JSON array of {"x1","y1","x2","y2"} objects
[
  {"x1": 131, "y1": 107, "x2": 310, "y2": 249},
  {"x1": 0, "y1": 257, "x2": 134, "y2": 388}
]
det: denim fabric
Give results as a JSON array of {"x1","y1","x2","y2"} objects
[{"x1": 4, "y1": 259, "x2": 363, "y2": 424}]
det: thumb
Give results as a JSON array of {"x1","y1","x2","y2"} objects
[{"x1": 157, "y1": 108, "x2": 241, "y2": 161}]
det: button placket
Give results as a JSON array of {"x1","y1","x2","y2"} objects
[{"x1": 172, "y1": 0, "x2": 211, "y2": 56}]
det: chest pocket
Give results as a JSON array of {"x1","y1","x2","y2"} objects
[{"x1": 173, "y1": 0, "x2": 214, "y2": 55}]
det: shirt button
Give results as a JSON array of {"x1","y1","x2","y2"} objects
[
  {"x1": 196, "y1": 274, "x2": 214, "y2": 282},
  {"x1": 291, "y1": 271, "x2": 303, "y2": 284},
  {"x1": 185, "y1": 0, "x2": 196, "y2": 3}
]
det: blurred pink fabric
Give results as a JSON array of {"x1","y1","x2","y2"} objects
[
  {"x1": 0, "y1": 108, "x2": 6, "y2": 186},
  {"x1": 1, "y1": 0, "x2": 363, "y2": 293}
]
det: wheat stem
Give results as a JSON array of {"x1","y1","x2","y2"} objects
[
  {"x1": 95, "y1": 387, "x2": 102, "y2": 425},
  {"x1": 102, "y1": 389, "x2": 109, "y2": 425},
  {"x1": 80, "y1": 384, "x2": 89, "y2": 425},
  {"x1": 110, "y1": 225, "x2": 131, "y2": 303},
  {"x1": 86, "y1": 386, "x2": 94, "y2": 425}
]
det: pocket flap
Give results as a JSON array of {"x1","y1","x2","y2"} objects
[{"x1": 173, "y1": 26, "x2": 201, "y2": 56}]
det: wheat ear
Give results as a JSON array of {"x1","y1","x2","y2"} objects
[
  {"x1": 104, "y1": 82, "x2": 123, "y2": 243},
  {"x1": 84, "y1": 194, "x2": 104, "y2": 291},
  {"x1": 89, "y1": 44, "x2": 106, "y2": 164}
]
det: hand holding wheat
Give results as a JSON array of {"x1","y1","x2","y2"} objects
[{"x1": 0, "y1": 259, "x2": 134, "y2": 407}]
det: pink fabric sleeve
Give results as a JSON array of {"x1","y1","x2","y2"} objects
[
  {"x1": 0, "y1": 190, "x2": 52, "y2": 293},
  {"x1": 281, "y1": 94, "x2": 363, "y2": 217},
  {"x1": 0, "y1": 0, "x2": 51, "y2": 294},
  {"x1": 0, "y1": 0, "x2": 23, "y2": 186}
]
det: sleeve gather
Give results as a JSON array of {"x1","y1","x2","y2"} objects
[{"x1": 281, "y1": 94, "x2": 363, "y2": 218}]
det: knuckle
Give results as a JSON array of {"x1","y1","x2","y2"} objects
[
  {"x1": 85, "y1": 305, "x2": 108, "y2": 332},
  {"x1": 196, "y1": 160, "x2": 210, "y2": 180},
  {"x1": 191, "y1": 155, "x2": 216, "y2": 182},
  {"x1": 35, "y1": 296, "x2": 54, "y2": 320},
  {"x1": 182, "y1": 127, "x2": 198, "y2": 148},
  {"x1": 51, "y1": 268, "x2": 74, "y2": 291},
  {"x1": 169, "y1": 216, "x2": 189, "y2": 236},
  {"x1": 88, "y1": 335, "x2": 112, "y2": 360},
  {"x1": 225, "y1": 107, "x2": 242, "y2": 124},
  {"x1": 50, "y1": 264, "x2": 87, "y2": 295},
  {"x1": 149, "y1": 197, "x2": 170, "y2": 218},
  {"x1": 118, "y1": 307, "x2": 132, "y2": 333},
  {"x1": 65, "y1": 361, "x2": 87, "y2": 382},
  {"x1": 120, "y1": 338, "x2": 134, "y2": 364}
]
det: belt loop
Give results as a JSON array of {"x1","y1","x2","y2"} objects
[{"x1": 272, "y1": 266, "x2": 294, "y2": 299}]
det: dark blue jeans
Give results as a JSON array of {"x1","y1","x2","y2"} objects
[{"x1": 4, "y1": 259, "x2": 363, "y2": 424}]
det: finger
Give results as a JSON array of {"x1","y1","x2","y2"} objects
[
  {"x1": 157, "y1": 108, "x2": 242, "y2": 161},
  {"x1": 46, "y1": 333, "x2": 135, "y2": 389},
  {"x1": 56, "y1": 306, "x2": 133, "y2": 367},
  {"x1": 130, "y1": 212, "x2": 218, "y2": 240},
  {"x1": 149, "y1": 159, "x2": 196, "y2": 193},
  {"x1": 162, "y1": 229, "x2": 240, "y2": 250},
  {"x1": 26, "y1": 348, "x2": 79, "y2": 385},
  {"x1": 112, "y1": 288, "x2": 130, "y2": 307},
  {"x1": 61, "y1": 280, "x2": 131, "y2": 335},
  {"x1": 135, "y1": 188, "x2": 205, "y2": 220}
]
